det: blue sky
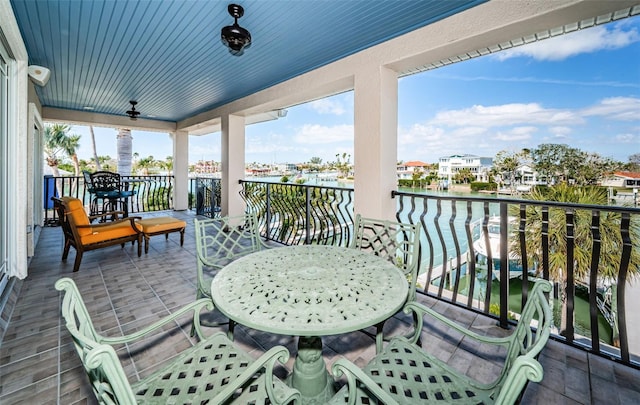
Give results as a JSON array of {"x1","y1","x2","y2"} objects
[{"x1": 73, "y1": 16, "x2": 639, "y2": 165}]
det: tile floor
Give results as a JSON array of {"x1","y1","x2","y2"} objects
[{"x1": 1, "y1": 210, "x2": 639, "y2": 404}]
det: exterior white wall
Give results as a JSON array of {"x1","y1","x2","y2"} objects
[{"x1": 172, "y1": 130, "x2": 189, "y2": 210}]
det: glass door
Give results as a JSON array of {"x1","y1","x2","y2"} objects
[{"x1": 0, "y1": 43, "x2": 9, "y2": 292}]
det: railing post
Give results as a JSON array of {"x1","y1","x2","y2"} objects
[
  {"x1": 499, "y1": 201, "x2": 509, "y2": 328},
  {"x1": 265, "y1": 183, "x2": 272, "y2": 241},
  {"x1": 565, "y1": 209, "x2": 575, "y2": 343},
  {"x1": 617, "y1": 213, "x2": 632, "y2": 363},
  {"x1": 305, "y1": 187, "x2": 311, "y2": 245}
]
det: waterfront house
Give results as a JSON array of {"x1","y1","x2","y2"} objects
[
  {"x1": 438, "y1": 154, "x2": 494, "y2": 183},
  {"x1": 601, "y1": 171, "x2": 640, "y2": 188}
]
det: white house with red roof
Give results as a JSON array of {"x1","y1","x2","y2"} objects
[
  {"x1": 397, "y1": 160, "x2": 432, "y2": 180},
  {"x1": 601, "y1": 171, "x2": 640, "y2": 188}
]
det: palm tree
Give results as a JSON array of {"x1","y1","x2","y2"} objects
[
  {"x1": 136, "y1": 156, "x2": 155, "y2": 175},
  {"x1": 43, "y1": 124, "x2": 70, "y2": 177},
  {"x1": 511, "y1": 184, "x2": 640, "y2": 339},
  {"x1": 116, "y1": 128, "x2": 133, "y2": 175},
  {"x1": 43, "y1": 124, "x2": 82, "y2": 194},
  {"x1": 89, "y1": 125, "x2": 102, "y2": 170}
]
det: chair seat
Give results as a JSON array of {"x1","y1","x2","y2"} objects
[
  {"x1": 132, "y1": 332, "x2": 297, "y2": 404},
  {"x1": 79, "y1": 221, "x2": 141, "y2": 245},
  {"x1": 331, "y1": 338, "x2": 494, "y2": 404}
]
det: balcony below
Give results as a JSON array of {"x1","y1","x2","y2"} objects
[{"x1": 1, "y1": 210, "x2": 639, "y2": 404}]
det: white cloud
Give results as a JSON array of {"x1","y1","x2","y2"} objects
[
  {"x1": 492, "y1": 126, "x2": 536, "y2": 141},
  {"x1": 399, "y1": 124, "x2": 446, "y2": 144},
  {"x1": 581, "y1": 97, "x2": 640, "y2": 121},
  {"x1": 615, "y1": 133, "x2": 638, "y2": 143},
  {"x1": 308, "y1": 98, "x2": 347, "y2": 115},
  {"x1": 293, "y1": 124, "x2": 353, "y2": 144},
  {"x1": 430, "y1": 103, "x2": 582, "y2": 127},
  {"x1": 497, "y1": 23, "x2": 640, "y2": 61}
]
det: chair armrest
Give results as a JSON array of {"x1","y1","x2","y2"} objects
[
  {"x1": 212, "y1": 346, "x2": 301, "y2": 405},
  {"x1": 494, "y1": 356, "x2": 543, "y2": 404},
  {"x1": 404, "y1": 301, "x2": 511, "y2": 346},
  {"x1": 100, "y1": 298, "x2": 213, "y2": 344},
  {"x1": 78, "y1": 216, "x2": 143, "y2": 233},
  {"x1": 88, "y1": 210, "x2": 126, "y2": 221},
  {"x1": 331, "y1": 358, "x2": 399, "y2": 405}
]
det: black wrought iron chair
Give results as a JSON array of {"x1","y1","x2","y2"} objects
[{"x1": 88, "y1": 170, "x2": 135, "y2": 217}]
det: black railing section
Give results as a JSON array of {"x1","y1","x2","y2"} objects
[
  {"x1": 239, "y1": 180, "x2": 354, "y2": 246},
  {"x1": 393, "y1": 189, "x2": 640, "y2": 368},
  {"x1": 190, "y1": 177, "x2": 222, "y2": 218},
  {"x1": 43, "y1": 175, "x2": 174, "y2": 224}
]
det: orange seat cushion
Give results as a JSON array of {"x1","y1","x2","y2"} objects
[
  {"x1": 80, "y1": 221, "x2": 140, "y2": 245},
  {"x1": 137, "y1": 217, "x2": 186, "y2": 234}
]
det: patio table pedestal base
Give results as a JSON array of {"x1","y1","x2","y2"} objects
[{"x1": 287, "y1": 336, "x2": 334, "y2": 405}]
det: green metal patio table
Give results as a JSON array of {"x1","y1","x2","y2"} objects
[{"x1": 210, "y1": 244, "x2": 408, "y2": 405}]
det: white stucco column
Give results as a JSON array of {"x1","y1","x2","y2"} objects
[
  {"x1": 171, "y1": 130, "x2": 189, "y2": 211},
  {"x1": 221, "y1": 114, "x2": 246, "y2": 217},
  {"x1": 353, "y1": 65, "x2": 398, "y2": 221}
]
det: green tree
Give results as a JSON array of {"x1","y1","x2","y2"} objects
[
  {"x1": 573, "y1": 153, "x2": 619, "y2": 186},
  {"x1": 511, "y1": 184, "x2": 640, "y2": 338},
  {"x1": 334, "y1": 153, "x2": 351, "y2": 178},
  {"x1": 43, "y1": 124, "x2": 81, "y2": 176},
  {"x1": 493, "y1": 150, "x2": 520, "y2": 190},
  {"x1": 453, "y1": 168, "x2": 474, "y2": 184},
  {"x1": 530, "y1": 144, "x2": 616, "y2": 185},
  {"x1": 309, "y1": 156, "x2": 323, "y2": 166},
  {"x1": 624, "y1": 153, "x2": 640, "y2": 172},
  {"x1": 136, "y1": 156, "x2": 156, "y2": 175}
]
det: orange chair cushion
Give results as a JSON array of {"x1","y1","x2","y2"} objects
[
  {"x1": 80, "y1": 221, "x2": 140, "y2": 245},
  {"x1": 137, "y1": 217, "x2": 186, "y2": 234},
  {"x1": 61, "y1": 196, "x2": 92, "y2": 237}
]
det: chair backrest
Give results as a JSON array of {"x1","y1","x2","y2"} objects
[
  {"x1": 55, "y1": 277, "x2": 138, "y2": 404},
  {"x1": 349, "y1": 214, "x2": 421, "y2": 301},
  {"x1": 90, "y1": 171, "x2": 122, "y2": 192},
  {"x1": 194, "y1": 213, "x2": 266, "y2": 297},
  {"x1": 53, "y1": 196, "x2": 92, "y2": 240},
  {"x1": 82, "y1": 171, "x2": 95, "y2": 192},
  {"x1": 494, "y1": 279, "x2": 553, "y2": 403}
]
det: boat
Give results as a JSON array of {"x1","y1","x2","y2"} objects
[{"x1": 472, "y1": 216, "x2": 525, "y2": 280}]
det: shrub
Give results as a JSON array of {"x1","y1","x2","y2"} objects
[{"x1": 470, "y1": 182, "x2": 497, "y2": 192}]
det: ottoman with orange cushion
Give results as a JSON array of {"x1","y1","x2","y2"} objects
[{"x1": 136, "y1": 217, "x2": 187, "y2": 254}]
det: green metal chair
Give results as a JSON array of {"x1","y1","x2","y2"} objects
[
  {"x1": 193, "y1": 213, "x2": 272, "y2": 336},
  {"x1": 329, "y1": 279, "x2": 553, "y2": 405},
  {"x1": 55, "y1": 277, "x2": 300, "y2": 405},
  {"x1": 349, "y1": 214, "x2": 422, "y2": 352}
]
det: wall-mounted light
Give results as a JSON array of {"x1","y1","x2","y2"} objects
[{"x1": 28, "y1": 65, "x2": 51, "y2": 86}]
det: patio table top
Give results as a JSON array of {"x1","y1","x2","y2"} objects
[{"x1": 210, "y1": 244, "x2": 408, "y2": 336}]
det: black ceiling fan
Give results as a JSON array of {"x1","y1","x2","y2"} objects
[
  {"x1": 126, "y1": 100, "x2": 140, "y2": 120},
  {"x1": 221, "y1": 4, "x2": 251, "y2": 56}
]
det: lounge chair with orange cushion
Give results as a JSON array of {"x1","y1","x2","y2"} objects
[{"x1": 52, "y1": 196, "x2": 143, "y2": 272}]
